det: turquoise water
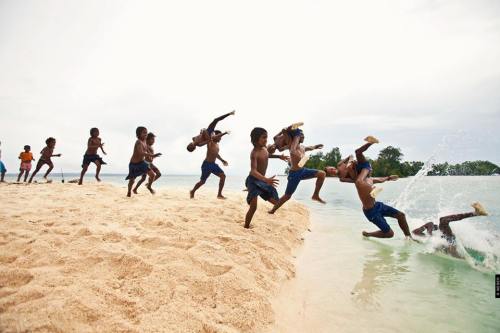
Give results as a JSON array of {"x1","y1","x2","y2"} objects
[{"x1": 5, "y1": 173, "x2": 500, "y2": 332}]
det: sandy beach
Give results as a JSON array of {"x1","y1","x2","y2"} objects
[{"x1": 0, "y1": 182, "x2": 309, "y2": 333}]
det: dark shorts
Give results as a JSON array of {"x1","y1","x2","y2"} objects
[
  {"x1": 288, "y1": 128, "x2": 303, "y2": 137},
  {"x1": 125, "y1": 161, "x2": 150, "y2": 180},
  {"x1": 285, "y1": 168, "x2": 318, "y2": 195},
  {"x1": 363, "y1": 201, "x2": 400, "y2": 233},
  {"x1": 37, "y1": 159, "x2": 52, "y2": 168},
  {"x1": 245, "y1": 175, "x2": 279, "y2": 204},
  {"x1": 82, "y1": 154, "x2": 106, "y2": 167},
  {"x1": 200, "y1": 161, "x2": 224, "y2": 181},
  {"x1": 0, "y1": 161, "x2": 6, "y2": 173},
  {"x1": 356, "y1": 161, "x2": 372, "y2": 174}
]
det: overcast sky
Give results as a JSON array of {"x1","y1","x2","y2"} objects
[{"x1": 1, "y1": 0, "x2": 499, "y2": 176}]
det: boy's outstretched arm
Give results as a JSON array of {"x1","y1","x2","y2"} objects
[
  {"x1": 305, "y1": 144, "x2": 324, "y2": 152},
  {"x1": 372, "y1": 175, "x2": 399, "y2": 183}
]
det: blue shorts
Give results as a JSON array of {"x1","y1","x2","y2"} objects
[
  {"x1": 288, "y1": 128, "x2": 303, "y2": 137},
  {"x1": 201, "y1": 161, "x2": 224, "y2": 181},
  {"x1": 0, "y1": 161, "x2": 6, "y2": 173},
  {"x1": 285, "y1": 168, "x2": 319, "y2": 195},
  {"x1": 125, "y1": 161, "x2": 150, "y2": 180},
  {"x1": 82, "y1": 154, "x2": 107, "y2": 167},
  {"x1": 363, "y1": 201, "x2": 400, "y2": 233},
  {"x1": 356, "y1": 161, "x2": 372, "y2": 174},
  {"x1": 245, "y1": 175, "x2": 279, "y2": 204}
]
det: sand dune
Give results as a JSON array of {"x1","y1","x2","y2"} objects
[{"x1": 0, "y1": 182, "x2": 308, "y2": 333}]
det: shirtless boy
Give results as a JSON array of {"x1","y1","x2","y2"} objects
[
  {"x1": 28, "y1": 137, "x2": 61, "y2": 183},
  {"x1": 133, "y1": 132, "x2": 162, "y2": 194},
  {"x1": 245, "y1": 127, "x2": 289, "y2": 228},
  {"x1": 268, "y1": 129, "x2": 326, "y2": 214},
  {"x1": 79, "y1": 127, "x2": 107, "y2": 185},
  {"x1": 190, "y1": 130, "x2": 228, "y2": 199},
  {"x1": 187, "y1": 110, "x2": 234, "y2": 152},
  {"x1": 126, "y1": 127, "x2": 161, "y2": 197}
]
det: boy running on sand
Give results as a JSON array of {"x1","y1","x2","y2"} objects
[
  {"x1": 17, "y1": 145, "x2": 35, "y2": 182},
  {"x1": 268, "y1": 129, "x2": 326, "y2": 214},
  {"x1": 126, "y1": 127, "x2": 162, "y2": 197},
  {"x1": 190, "y1": 130, "x2": 229, "y2": 199},
  {"x1": 28, "y1": 137, "x2": 61, "y2": 183},
  {"x1": 187, "y1": 110, "x2": 235, "y2": 152},
  {"x1": 78, "y1": 127, "x2": 107, "y2": 185},
  {"x1": 412, "y1": 203, "x2": 488, "y2": 258},
  {"x1": 133, "y1": 132, "x2": 162, "y2": 194},
  {"x1": 245, "y1": 127, "x2": 289, "y2": 228}
]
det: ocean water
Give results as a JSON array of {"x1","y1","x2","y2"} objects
[{"x1": 4, "y1": 173, "x2": 500, "y2": 332}]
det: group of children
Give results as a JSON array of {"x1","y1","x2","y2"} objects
[{"x1": 1, "y1": 111, "x2": 489, "y2": 258}]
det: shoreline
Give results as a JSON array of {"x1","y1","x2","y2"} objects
[{"x1": 0, "y1": 182, "x2": 309, "y2": 332}]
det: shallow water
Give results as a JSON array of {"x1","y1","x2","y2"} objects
[{"x1": 5, "y1": 173, "x2": 500, "y2": 332}]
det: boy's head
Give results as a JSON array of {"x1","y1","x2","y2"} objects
[
  {"x1": 324, "y1": 166, "x2": 338, "y2": 177},
  {"x1": 250, "y1": 127, "x2": 268, "y2": 147},
  {"x1": 90, "y1": 127, "x2": 99, "y2": 137},
  {"x1": 187, "y1": 142, "x2": 196, "y2": 152},
  {"x1": 146, "y1": 132, "x2": 156, "y2": 145},
  {"x1": 136, "y1": 126, "x2": 148, "y2": 140},
  {"x1": 46, "y1": 137, "x2": 56, "y2": 148},
  {"x1": 24, "y1": 145, "x2": 31, "y2": 152},
  {"x1": 212, "y1": 130, "x2": 222, "y2": 143}
]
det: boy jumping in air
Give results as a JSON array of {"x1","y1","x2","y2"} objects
[
  {"x1": 29, "y1": 137, "x2": 61, "y2": 183},
  {"x1": 79, "y1": 127, "x2": 107, "y2": 185}
]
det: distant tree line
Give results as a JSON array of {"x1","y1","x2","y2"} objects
[{"x1": 300, "y1": 146, "x2": 500, "y2": 176}]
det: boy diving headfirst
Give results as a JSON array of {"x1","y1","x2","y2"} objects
[
  {"x1": 245, "y1": 127, "x2": 289, "y2": 228},
  {"x1": 266, "y1": 122, "x2": 304, "y2": 154},
  {"x1": 412, "y1": 203, "x2": 488, "y2": 258},
  {"x1": 268, "y1": 129, "x2": 326, "y2": 214},
  {"x1": 187, "y1": 110, "x2": 235, "y2": 152}
]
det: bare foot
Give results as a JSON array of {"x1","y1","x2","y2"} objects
[
  {"x1": 190, "y1": 190, "x2": 195, "y2": 199},
  {"x1": 268, "y1": 210, "x2": 275, "y2": 214},
  {"x1": 147, "y1": 185, "x2": 156, "y2": 195},
  {"x1": 95, "y1": 175, "x2": 101, "y2": 182},
  {"x1": 127, "y1": 192, "x2": 132, "y2": 197},
  {"x1": 362, "y1": 231, "x2": 370, "y2": 237},
  {"x1": 312, "y1": 195, "x2": 326, "y2": 204},
  {"x1": 364, "y1": 135, "x2": 379, "y2": 144},
  {"x1": 133, "y1": 188, "x2": 138, "y2": 194},
  {"x1": 472, "y1": 202, "x2": 488, "y2": 216},
  {"x1": 217, "y1": 195, "x2": 226, "y2": 200}
]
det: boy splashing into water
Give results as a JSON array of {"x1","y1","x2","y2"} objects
[
  {"x1": 17, "y1": 145, "x2": 35, "y2": 182},
  {"x1": 190, "y1": 130, "x2": 229, "y2": 199},
  {"x1": 29, "y1": 137, "x2": 61, "y2": 183},
  {"x1": 133, "y1": 132, "x2": 162, "y2": 194},
  {"x1": 268, "y1": 129, "x2": 326, "y2": 214},
  {"x1": 245, "y1": 127, "x2": 289, "y2": 228},
  {"x1": 412, "y1": 203, "x2": 488, "y2": 258},
  {"x1": 126, "y1": 127, "x2": 161, "y2": 197},
  {"x1": 187, "y1": 110, "x2": 235, "y2": 152},
  {"x1": 79, "y1": 127, "x2": 107, "y2": 185}
]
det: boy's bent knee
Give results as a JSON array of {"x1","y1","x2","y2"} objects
[{"x1": 385, "y1": 229, "x2": 394, "y2": 238}]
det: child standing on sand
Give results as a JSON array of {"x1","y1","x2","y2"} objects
[
  {"x1": 28, "y1": 137, "x2": 61, "y2": 183},
  {"x1": 79, "y1": 127, "x2": 107, "y2": 185},
  {"x1": 190, "y1": 130, "x2": 229, "y2": 199},
  {"x1": 133, "y1": 132, "x2": 162, "y2": 194},
  {"x1": 245, "y1": 127, "x2": 289, "y2": 228},
  {"x1": 126, "y1": 127, "x2": 161, "y2": 197},
  {"x1": 0, "y1": 141, "x2": 6, "y2": 182},
  {"x1": 17, "y1": 145, "x2": 35, "y2": 182}
]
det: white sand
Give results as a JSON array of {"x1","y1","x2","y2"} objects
[{"x1": 0, "y1": 182, "x2": 308, "y2": 333}]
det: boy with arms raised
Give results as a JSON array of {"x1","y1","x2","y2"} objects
[
  {"x1": 79, "y1": 127, "x2": 107, "y2": 185},
  {"x1": 245, "y1": 127, "x2": 289, "y2": 228},
  {"x1": 126, "y1": 127, "x2": 161, "y2": 197}
]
